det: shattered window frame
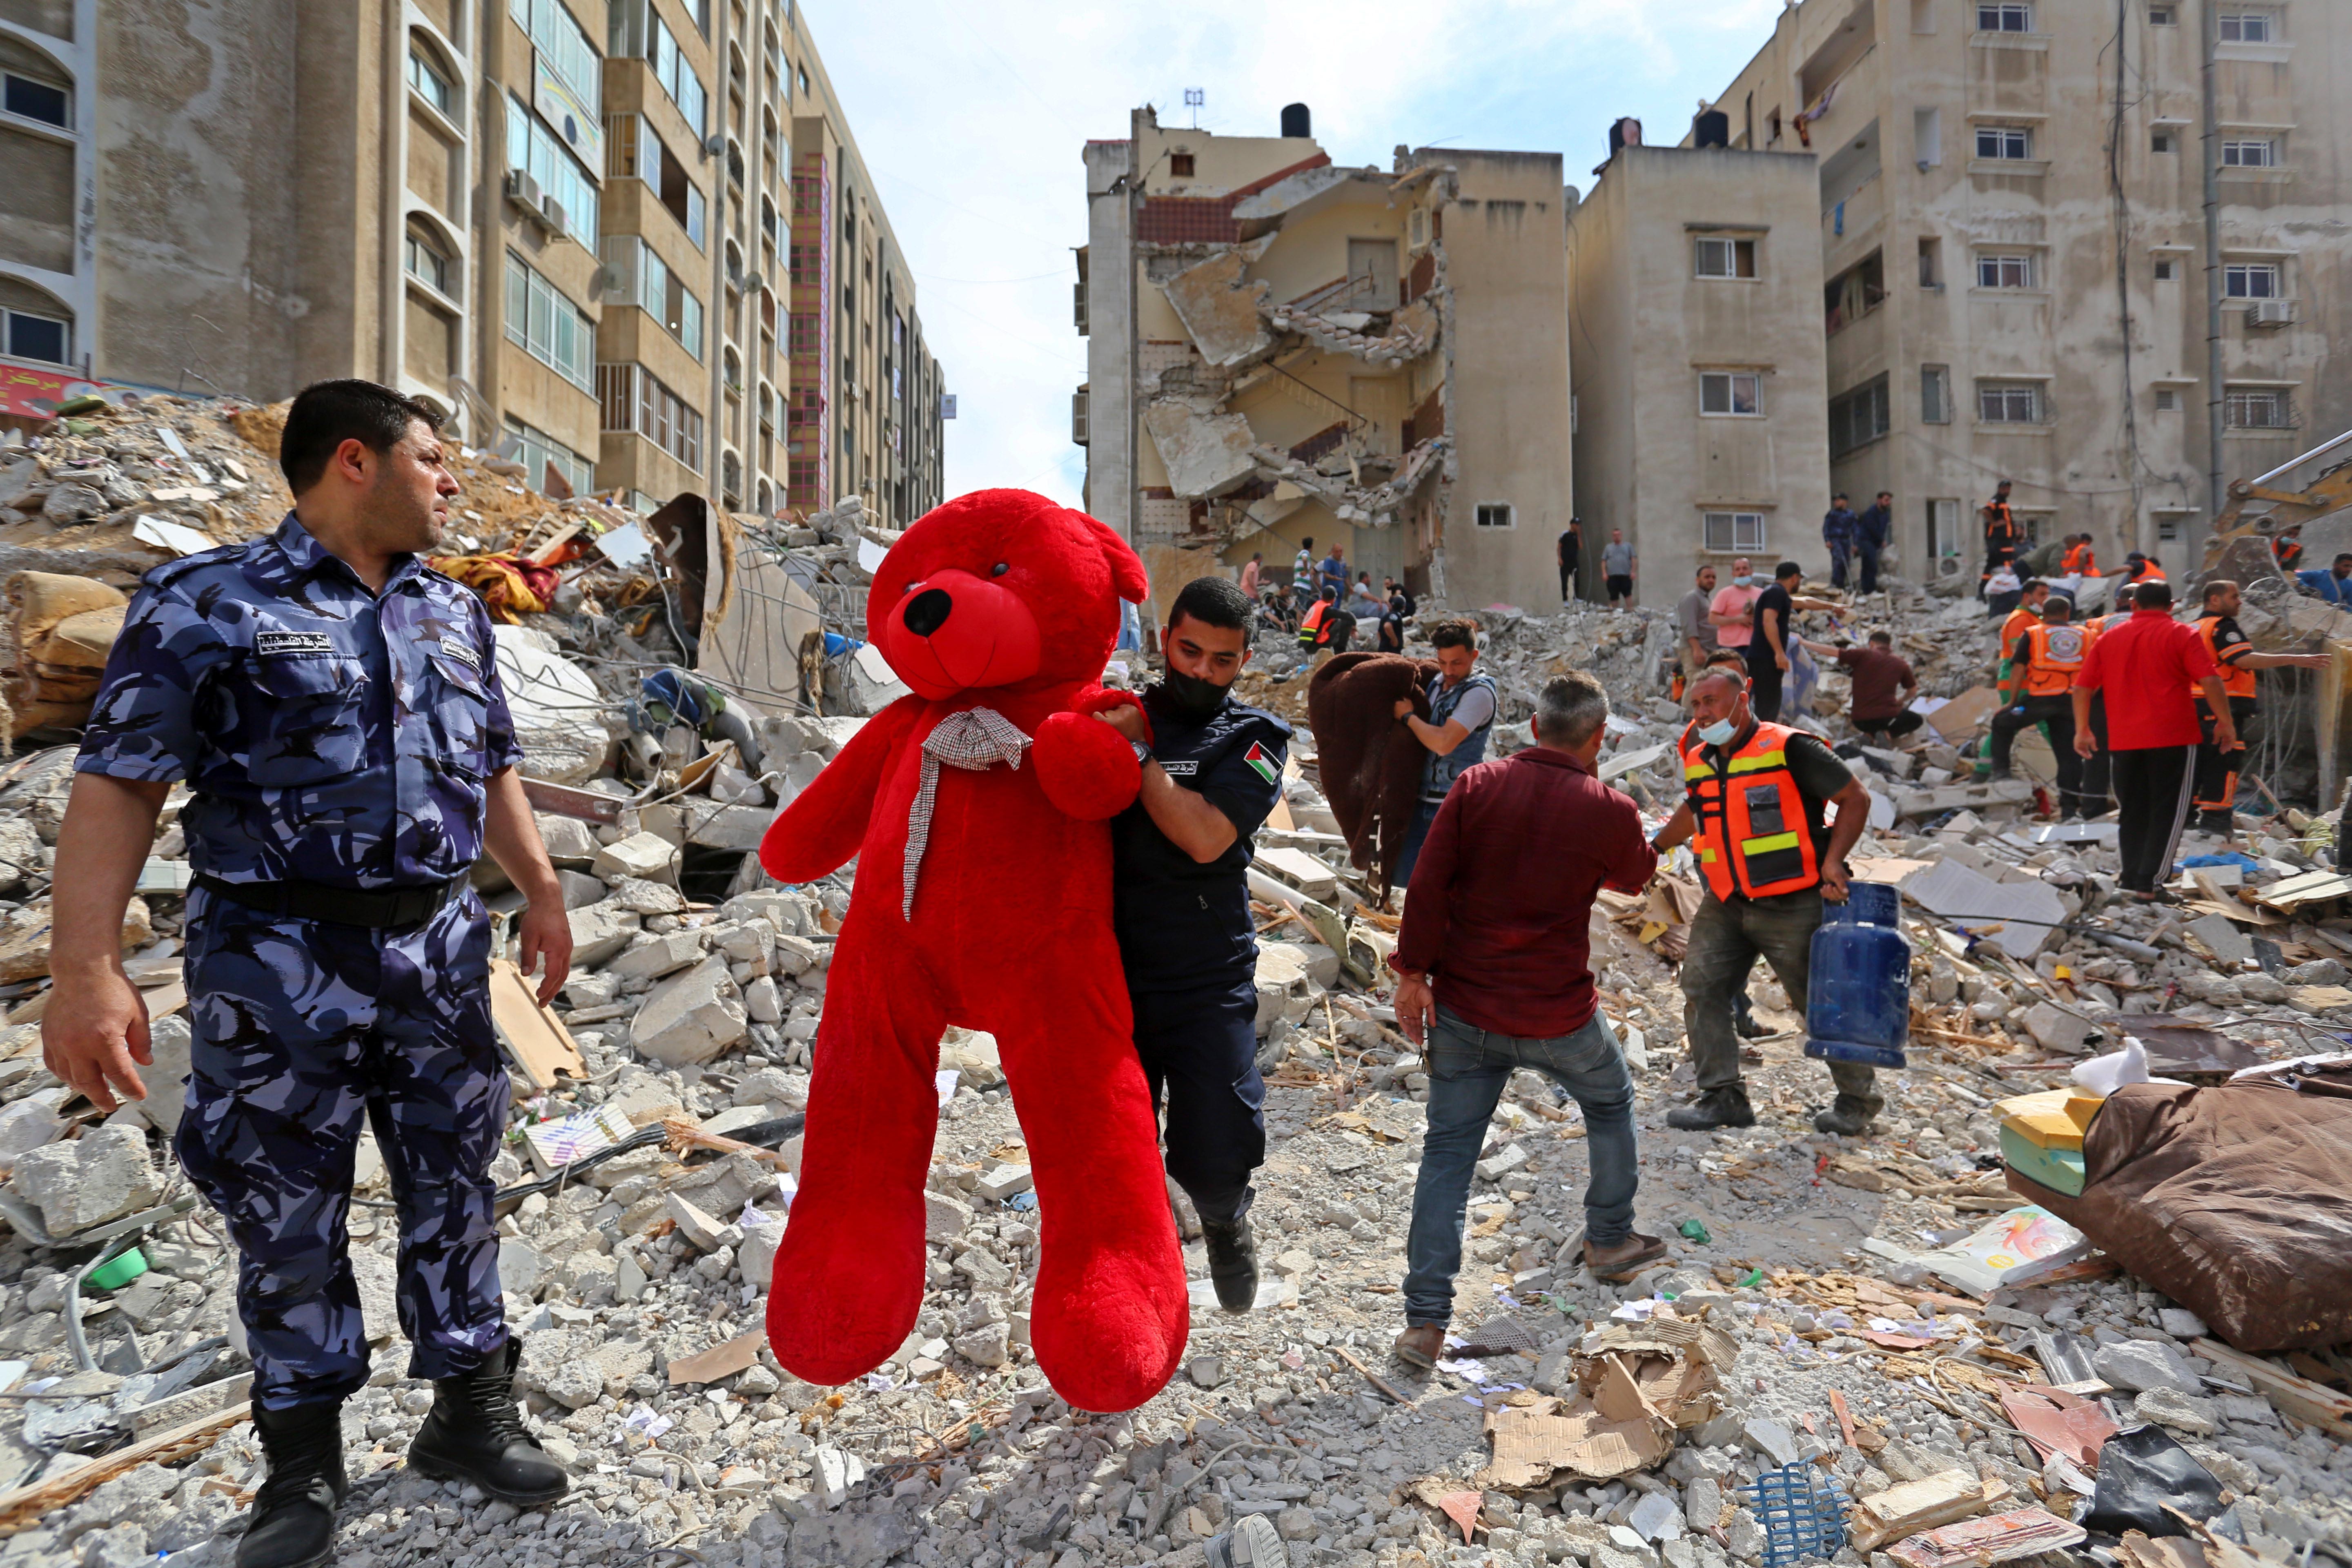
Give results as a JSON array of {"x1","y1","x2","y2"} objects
[
  {"x1": 1694, "y1": 237, "x2": 1758, "y2": 279},
  {"x1": 1976, "y1": 381, "x2": 2045, "y2": 424},
  {"x1": 1702, "y1": 511, "x2": 1768, "y2": 553},
  {"x1": 1699, "y1": 371, "x2": 1763, "y2": 417}
]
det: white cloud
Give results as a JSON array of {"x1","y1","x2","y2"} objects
[{"x1": 806, "y1": 0, "x2": 1782, "y2": 512}]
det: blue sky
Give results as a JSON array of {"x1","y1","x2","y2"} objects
[{"x1": 808, "y1": 0, "x2": 1782, "y2": 511}]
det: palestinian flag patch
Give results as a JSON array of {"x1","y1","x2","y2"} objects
[{"x1": 1243, "y1": 741, "x2": 1280, "y2": 785}]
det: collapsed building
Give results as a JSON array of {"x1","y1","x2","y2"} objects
[{"x1": 1079, "y1": 105, "x2": 1571, "y2": 617}]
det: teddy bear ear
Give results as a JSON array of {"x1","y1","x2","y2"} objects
[{"x1": 1077, "y1": 511, "x2": 1150, "y2": 604}]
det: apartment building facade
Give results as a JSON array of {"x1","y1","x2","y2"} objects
[
  {"x1": 1078, "y1": 105, "x2": 1569, "y2": 617},
  {"x1": 1690, "y1": 0, "x2": 2351, "y2": 579},
  {"x1": 1566, "y1": 144, "x2": 1833, "y2": 606},
  {"x1": 0, "y1": 0, "x2": 944, "y2": 526}
]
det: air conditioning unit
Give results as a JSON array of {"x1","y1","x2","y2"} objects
[
  {"x1": 503, "y1": 169, "x2": 543, "y2": 213},
  {"x1": 2245, "y1": 300, "x2": 2294, "y2": 328},
  {"x1": 539, "y1": 194, "x2": 568, "y2": 236}
]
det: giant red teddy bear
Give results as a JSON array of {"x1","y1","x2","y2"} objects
[{"x1": 757, "y1": 488, "x2": 1188, "y2": 1413}]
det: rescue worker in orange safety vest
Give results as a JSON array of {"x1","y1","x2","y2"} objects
[
  {"x1": 2189, "y1": 579, "x2": 2332, "y2": 837},
  {"x1": 1650, "y1": 665, "x2": 1878, "y2": 1136},
  {"x1": 1996, "y1": 579, "x2": 2051, "y2": 699},
  {"x1": 2123, "y1": 551, "x2": 2167, "y2": 586},
  {"x1": 2060, "y1": 535, "x2": 2101, "y2": 578},
  {"x1": 1296, "y1": 586, "x2": 1352, "y2": 656},
  {"x1": 1989, "y1": 595, "x2": 2096, "y2": 818}
]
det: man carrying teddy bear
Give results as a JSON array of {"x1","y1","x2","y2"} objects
[{"x1": 1094, "y1": 577, "x2": 1294, "y2": 1311}]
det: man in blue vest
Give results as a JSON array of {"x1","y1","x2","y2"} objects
[{"x1": 1390, "y1": 618, "x2": 1499, "y2": 886}]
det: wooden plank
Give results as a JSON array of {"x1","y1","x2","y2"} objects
[
  {"x1": 0, "y1": 1401, "x2": 250, "y2": 1532},
  {"x1": 488, "y1": 958, "x2": 588, "y2": 1093},
  {"x1": 2192, "y1": 1339, "x2": 2352, "y2": 1439}
]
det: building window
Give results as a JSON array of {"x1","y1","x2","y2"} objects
[
  {"x1": 506, "y1": 95, "x2": 599, "y2": 238},
  {"x1": 1918, "y1": 236, "x2": 1943, "y2": 287},
  {"x1": 405, "y1": 228, "x2": 453, "y2": 296},
  {"x1": 1921, "y1": 364, "x2": 1951, "y2": 424},
  {"x1": 1977, "y1": 381, "x2": 2044, "y2": 423},
  {"x1": 1694, "y1": 237, "x2": 1757, "y2": 278},
  {"x1": 2221, "y1": 138, "x2": 2276, "y2": 167},
  {"x1": 2156, "y1": 512, "x2": 2186, "y2": 543},
  {"x1": 2225, "y1": 388, "x2": 2290, "y2": 428},
  {"x1": 2155, "y1": 388, "x2": 2181, "y2": 412},
  {"x1": 2152, "y1": 129, "x2": 2175, "y2": 153},
  {"x1": 408, "y1": 47, "x2": 454, "y2": 115},
  {"x1": 2, "y1": 307, "x2": 69, "y2": 365},
  {"x1": 2224, "y1": 262, "x2": 2279, "y2": 298},
  {"x1": 1829, "y1": 373, "x2": 1892, "y2": 456},
  {"x1": 503, "y1": 417, "x2": 595, "y2": 497},
  {"x1": 1975, "y1": 126, "x2": 2032, "y2": 160},
  {"x1": 1071, "y1": 386, "x2": 1089, "y2": 445},
  {"x1": 2, "y1": 71, "x2": 69, "y2": 129},
  {"x1": 607, "y1": 238, "x2": 704, "y2": 359},
  {"x1": 1699, "y1": 371, "x2": 1762, "y2": 416},
  {"x1": 2217, "y1": 11, "x2": 2272, "y2": 42},
  {"x1": 2148, "y1": 4, "x2": 2174, "y2": 21},
  {"x1": 1977, "y1": 2, "x2": 2032, "y2": 31},
  {"x1": 1473, "y1": 503, "x2": 1515, "y2": 529},
  {"x1": 2154, "y1": 256, "x2": 2178, "y2": 280},
  {"x1": 503, "y1": 251, "x2": 594, "y2": 388},
  {"x1": 511, "y1": 0, "x2": 599, "y2": 103},
  {"x1": 1169, "y1": 152, "x2": 1195, "y2": 177},
  {"x1": 597, "y1": 363, "x2": 704, "y2": 469},
  {"x1": 1976, "y1": 252, "x2": 2036, "y2": 289},
  {"x1": 1703, "y1": 511, "x2": 1768, "y2": 552}
]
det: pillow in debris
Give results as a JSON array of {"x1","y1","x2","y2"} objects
[
  {"x1": 1306, "y1": 651, "x2": 1441, "y2": 902},
  {"x1": 2017, "y1": 1077, "x2": 2352, "y2": 1351}
]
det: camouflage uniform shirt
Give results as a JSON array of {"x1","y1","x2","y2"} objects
[{"x1": 75, "y1": 511, "x2": 522, "y2": 886}]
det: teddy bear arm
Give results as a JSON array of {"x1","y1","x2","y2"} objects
[
  {"x1": 1030, "y1": 709, "x2": 1144, "y2": 822},
  {"x1": 758, "y1": 696, "x2": 923, "y2": 882}
]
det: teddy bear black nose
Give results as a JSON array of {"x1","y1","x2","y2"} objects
[{"x1": 903, "y1": 588, "x2": 953, "y2": 637}]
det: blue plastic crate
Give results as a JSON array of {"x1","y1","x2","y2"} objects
[{"x1": 1743, "y1": 1463, "x2": 1849, "y2": 1568}]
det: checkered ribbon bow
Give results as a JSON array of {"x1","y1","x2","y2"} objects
[{"x1": 903, "y1": 706, "x2": 1031, "y2": 918}]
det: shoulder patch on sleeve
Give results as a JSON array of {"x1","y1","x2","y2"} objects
[{"x1": 1243, "y1": 740, "x2": 1280, "y2": 785}]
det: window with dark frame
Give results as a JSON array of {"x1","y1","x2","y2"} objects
[
  {"x1": 2, "y1": 307, "x2": 69, "y2": 365},
  {"x1": 1169, "y1": 152, "x2": 1195, "y2": 176},
  {"x1": 2, "y1": 71, "x2": 69, "y2": 128}
]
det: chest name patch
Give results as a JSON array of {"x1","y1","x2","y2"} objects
[
  {"x1": 1157, "y1": 759, "x2": 1199, "y2": 777},
  {"x1": 255, "y1": 631, "x2": 334, "y2": 657},
  {"x1": 437, "y1": 639, "x2": 483, "y2": 671}
]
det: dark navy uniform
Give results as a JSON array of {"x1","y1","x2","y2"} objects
[
  {"x1": 76, "y1": 513, "x2": 522, "y2": 1411},
  {"x1": 1111, "y1": 686, "x2": 1291, "y2": 1224}
]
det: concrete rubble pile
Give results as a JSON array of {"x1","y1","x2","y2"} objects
[{"x1": 0, "y1": 557, "x2": 2336, "y2": 1568}]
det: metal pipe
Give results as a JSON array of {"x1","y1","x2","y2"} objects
[
  {"x1": 2248, "y1": 426, "x2": 2352, "y2": 490},
  {"x1": 2201, "y1": 0, "x2": 2225, "y2": 525}
]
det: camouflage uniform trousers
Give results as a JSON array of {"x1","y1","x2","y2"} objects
[{"x1": 174, "y1": 888, "x2": 509, "y2": 1410}]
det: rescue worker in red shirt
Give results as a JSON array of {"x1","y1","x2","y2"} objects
[
  {"x1": 1989, "y1": 595, "x2": 2094, "y2": 817},
  {"x1": 2189, "y1": 580, "x2": 2331, "y2": 837},
  {"x1": 1652, "y1": 666, "x2": 1878, "y2": 1135}
]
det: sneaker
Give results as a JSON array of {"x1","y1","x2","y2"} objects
[
  {"x1": 1666, "y1": 1086, "x2": 1756, "y2": 1131},
  {"x1": 1812, "y1": 1095, "x2": 1881, "y2": 1137}
]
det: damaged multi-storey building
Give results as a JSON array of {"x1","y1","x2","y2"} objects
[{"x1": 1079, "y1": 105, "x2": 1569, "y2": 615}]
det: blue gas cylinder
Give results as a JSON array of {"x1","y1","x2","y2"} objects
[{"x1": 1803, "y1": 881, "x2": 1911, "y2": 1069}]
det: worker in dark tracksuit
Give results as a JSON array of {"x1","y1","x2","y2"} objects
[
  {"x1": 45, "y1": 381, "x2": 573, "y2": 1568},
  {"x1": 1097, "y1": 577, "x2": 1292, "y2": 1312}
]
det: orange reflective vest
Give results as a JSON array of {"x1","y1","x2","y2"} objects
[
  {"x1": 1679, "y1": 721, "x2": 1822, "y2": 902},
  {"x1": 2196, "y1": 615, "x2": 2258, "y2": 701},
  {"x1": 2022, "y1": 621, "x2": 2092, "y2": 697},
  {"x1": 1298, "y1": 600, "x2": 1335, "y2": 648},
  {"x1": 2061, "y1": 544, "x2": 2100, "y2": 577},
  {"x1": 2127, "y1": 561, "x2": 2167, "y2": 584}
]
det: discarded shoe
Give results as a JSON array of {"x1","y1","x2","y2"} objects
[
  {"x1": 239, "y1": 1400, "x2": 347, "y2": 1568},
  {"x1": 1812, "y1": 1095, "x2": 1880, "y2": 1137},
  {"x1": 1666, "y1": 1086, "x2": 1756, "y2": 1131},
  {"x1": 1392, "y1": 1322, "x2": 1445, "y2": 1368},
  {"x1": 1584, "y1": 1231, "x2": 1670, "y2": 1283},
  {"x1": 1205, "y1": 1511, "x2": 1290, "y2": 1568}
]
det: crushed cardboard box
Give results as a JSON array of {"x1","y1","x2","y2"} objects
[{"x1": 1481, "y1": 1310, "x2": 1738, "y2": 1487}]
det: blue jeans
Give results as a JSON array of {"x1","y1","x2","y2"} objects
[
  {"x1": 1402, "y1": 1006, "x2": 1640, "y2": 1325},
  {"x1": 1392, "y1": 798, "x2": 1442, "y2": 886}
]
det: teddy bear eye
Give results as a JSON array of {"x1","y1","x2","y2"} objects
[{"x1": 990, "y1": 561, "x2": 1010, "y2": 577}]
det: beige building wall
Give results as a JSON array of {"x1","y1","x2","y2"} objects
[
  {"x1": 1566, "y1": 146, "x2": 1830, "y2": 608},
  {"x1": 1695, "y1": 0, "x2": 2352, "y2": 577}
]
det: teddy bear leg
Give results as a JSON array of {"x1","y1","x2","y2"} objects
[
  {"x1": 765, "y1": 937, "x2": 945, "y2": 1387},
  {"x1": 995, "y1": 991, "x2": 1189, "y2": 1413}
]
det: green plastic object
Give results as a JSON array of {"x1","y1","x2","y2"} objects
[
  {"x1": 1739, "y1": 1266, "x2": 1766, "y2": 1288},
  {"x1": 1679, "y1": 1219, "x2": 1712, "y2": 1245},
  {"x1": 87, "y1": 1248, "x2": 147, "y2": 1291}
]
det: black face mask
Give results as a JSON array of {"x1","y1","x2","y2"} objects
[{"x1": 1155, "y1": 666, "x2": 1232, "y2": 720}]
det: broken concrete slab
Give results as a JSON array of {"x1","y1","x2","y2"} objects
[
  {"x1": 629, "y1": 955, "x2": 748, "y2": 1067},
  {"x1": 591, "y1": 831, "x2": 677, "y2": 884},
  {"x1": 1141, "y1": 399, "x2": 1258, "y2": 499},
  {"x1": 10, "y1": 1123, "x2": 160, "y2": 1235},
  {"x1": 567, "y1": 902, "x2": 642, "y2": 967},
  {"x1": 1158, "y1": 248, "x2": 1274, "y2": 368}
]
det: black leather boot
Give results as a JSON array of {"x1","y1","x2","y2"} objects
[
  {"x1": 1199, "y1": 1214, "x2": 1260, "y2": 1312},
  {"x1": 406, "y1": 1339, "x2": 568, "y2": 1504},
  {"x1": 1666, "y1": 1085, "x2": 1757, "y2": 1131},
  {"x1": 238, "y1": 1401, "x2": 347, "y2": 1568}
]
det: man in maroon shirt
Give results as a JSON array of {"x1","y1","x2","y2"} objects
[
  {"x1": 1388, "y1": 673, "x2": 1662, "y2": 1367},
  {"x1": 2070, "y1": 578, "x2": 2237, "y2": 897}
]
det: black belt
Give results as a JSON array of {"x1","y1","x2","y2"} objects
[{"x1": 194, "y1": 874, "x2": 468, "y2": 929}]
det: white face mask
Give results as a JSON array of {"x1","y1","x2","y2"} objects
[
  {"x1": 1697, "y1": 716, "x2": 1740, "y2": 746},
  {"x1": 1732, "y1": 575, "x2": 1755, "y2": 588}
]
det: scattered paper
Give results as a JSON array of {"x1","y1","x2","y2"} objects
[{"x1": 523, "y1": 1103, "x2": 635, "y2": 1172}]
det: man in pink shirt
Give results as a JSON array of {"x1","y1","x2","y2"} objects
[
  {"x1": 2070, "y1": 578, "x2": 2236, "y2": 898},
  {"x1": 1709, "y1": 557, "x2": 1763, "y2": 650},
  {"x1": 1237, "y1": 552, "x2": 1261, "y2": 601}
]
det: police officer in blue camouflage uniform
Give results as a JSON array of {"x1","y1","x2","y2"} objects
[
  {"x1": 1094, "y1": 577, "x2": 1293, "y2": 1312},
  {"x1": 44, "y1": 381, "x2": 575, "y2": 1568}
]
